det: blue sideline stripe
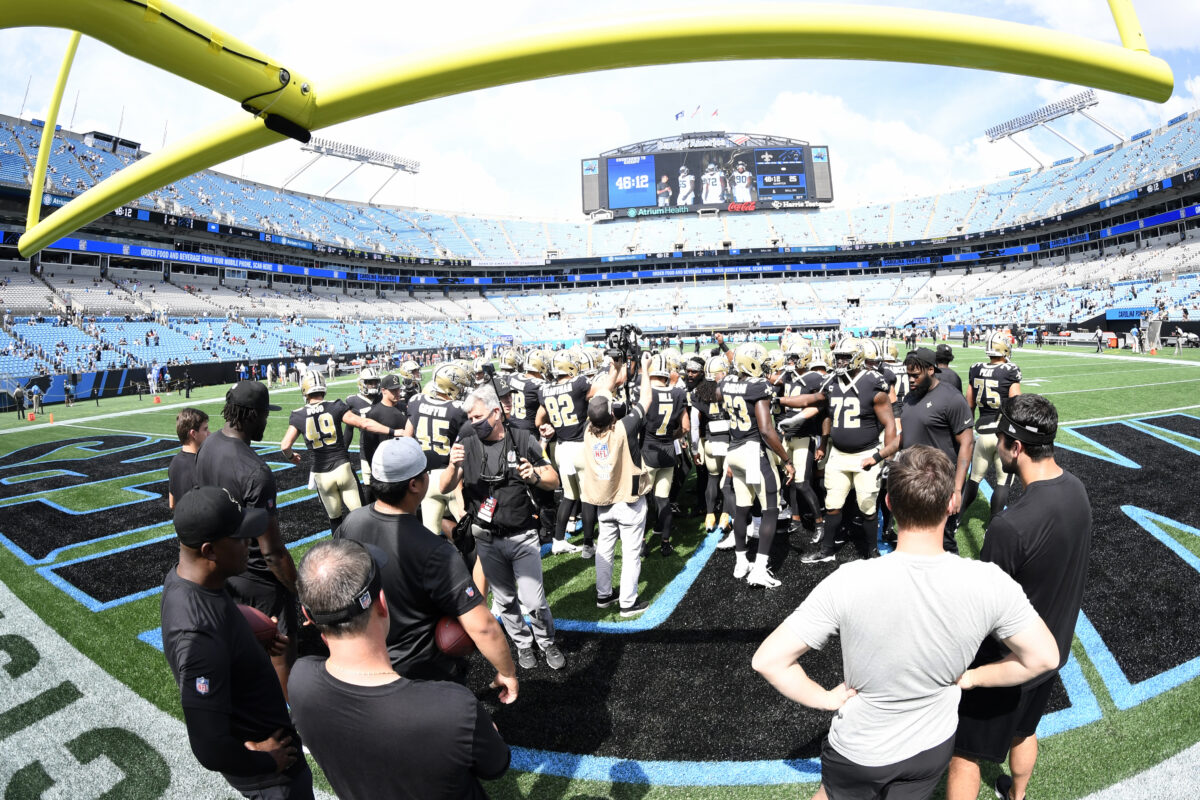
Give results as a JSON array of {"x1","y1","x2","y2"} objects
[
  {"x1": 1035, "y1": 652, "x2": 1102, "y2": 737},
  {"x1": 4, "y1": 435, "x2": 157, "y2": 469},
  {"x1": 1076, "y1": 608, "x2": 1200, "y2": 712},
  {"x1": 138, "y1": 627, "x2": 164, "y2": 651},
  {"x1": 1056, "y1": 426, "x2": 1140, "y2": 468},
  {"x1": 510, "y1": 747, "x2": 820, "y2": 785},
  {"x1": 1121, "y1": 419, "x2": 1200, "y2": 456},
  {"x1": 0, "y1": 469, "x2": 84, "y2": 485}
]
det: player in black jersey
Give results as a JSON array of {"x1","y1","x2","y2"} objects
[
  {"x1": 280, "y1": 371, "x2": 400, "y2": 536},
  {"x1": 777, "y1": 341, "x2": 828, "y2": 545},
  {"x1": 343, "y1": 367, "x2": 383, "y2": 488},
  {"x1": 803, "y1": 337, "x2": 898, "y2": 563},
  {"x1": 689, "y1": 355, "x2": 736, "y2": 540},
  {"x1": 361, "y1": 374, "x2": 410, "y2": 502},
  {"x1": 508, "y1": 349, "x2": 549, "y2": 432},
  {"x1": 536, "y1": 350, "x2": 600, "y2": 555},
  {"x1": 642, "y1": 353, "x2": 689, "y2": 556},
  {"x1": 882, "y1": 339, "x2": 909, "y2": 424},
  {"x1": 714, "y1": 342, "x2": 795, "y2": 587},
  {"x1": 402, "y1": 362, "x2": 471, "y2": 536},
  {"x1": 964, "y1": 332, "x2": 1023, "y2": 518}
]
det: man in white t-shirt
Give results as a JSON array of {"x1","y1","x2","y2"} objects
[{"x1": 753, "y1": 445, "x2": 1058, "y2": 800}]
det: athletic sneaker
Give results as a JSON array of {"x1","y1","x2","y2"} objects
[
  {"x1": 703, "y1": 513, "x2": 716, "y2": 533},
  {"x1": 620, "y1": 599, "x2": 649, "y2": 617},
  {"x1": 809, "y1": 521, "x2": 824, "y2": 546},
  {"x1": 596, "y1": 592, "x2": 617, "y2": 609},
  {"x1": 660, "y1": 540, "x2": 676, "y2": 557},
  {"x1": 801, "y1": 550, "x2": 836, "y2": 564},
  {"x1": 551, "y1": 539, "x2": 581, "y2": 555},
  {"x1": 580, "y1": 544, "x2": 595, "y2": 559},
  {"x1": 541, "y1": 644, "x2": 566, "y2": 670},
  {"x1": 517, "y1": 647, "x2": 537, "y2": 669},
  {"x1": 733, "y1": 559, "x2": 752, "y2": 579},
  {"x1": 746, "y1": 564, "x2": 782, "y2": 588},
  {"x1": 994, "y1": 774, "x2": 1021, "y2": 800},
  {"x1": 716, "y1": 530, "x2": 737, "y2": 550}
]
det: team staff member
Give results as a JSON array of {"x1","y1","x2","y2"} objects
[
  {"x1": 280, "y1": 371, "x2": 400, "y2": 536},
  {"x1": 583, "y1": 355, "x2": 653, "y2": 616},
  {"x1": 361, "y1": 373, "x2": 410, "y2": 502},
  {"x1": 161, "y1": 486, "x2": 313, "y2": 799},
  {"x1": 536, "y1": 351, "x2": 600, "y2": 555},
  {"x1": 339, "y1": 437, "x2": 517, "y2": 696},
  {"x1": 935, "y1": 344, "x2": 963, "y2": 393},
  {"x1": 963, "y1": 333, "x2": 1023, "y2": 519},
  {"x1": 947, "y1": 395, "x2": 1093, "y2": 800},
  {"x1": 444, "y1": 385, "x2": 566, "y2": 671},
  {"x1": 899, "y1": 348, "x2": 975, "y2": 554},
  {"x1": 753, "y1": 446, "x2": 1058, "y2": 800},
  {"x1": 802, "y1": 338, "x2": 897, "y2": 563},
  {"x1": 642, "y1": 353, "x2": 689, "y2": 557},
  {"x1": 290, "y1": 539, "x2": 510, "y2": 800},
  {"x1": 404, "y1": 362, "x2": 471, "y2": 536},
  {"x1": 195, "y1": 381, "x2": 300, "y2": 696},
  {"x1": 168, "y1": 407, "x2": 209, "y2": 509}
]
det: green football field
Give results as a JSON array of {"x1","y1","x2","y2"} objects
[{"x1": 1, "y1": 341, "x2": 1198, "y2": 799}]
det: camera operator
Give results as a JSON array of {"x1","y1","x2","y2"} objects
[
  {"x1": 442, "y1": 384, "x2": 567, "y2": 671},
  {"x1": 582, "y1": 354, "x2": 654, "y2": 616}
]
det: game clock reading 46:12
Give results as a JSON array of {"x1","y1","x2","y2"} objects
[{"x1": 607, "y1": 155, "x2": 658, "y2": 209}]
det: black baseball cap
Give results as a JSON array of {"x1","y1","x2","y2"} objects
[
  {"x1": 226, "y1": 380, "x2": 280, "y2": 411},
  {"x1": 904, "y1": 347, "x2": 941, "y2": 372},
  {"x1": 380, "y1": 373, "x2": 402, "y2": 391},
  {"x1": 935, "y1": 344, "x2": 955, "y2": 363},
  {"x1": 493, "y1": 375, "x2": 514, "y2": 397},
  {"x1": 174, "y1": 485, "x2": 268, "y2": 548}
]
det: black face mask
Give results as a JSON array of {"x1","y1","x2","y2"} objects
[{"x1": 472, "y1": 414, "x2": 495, "y2": 439}]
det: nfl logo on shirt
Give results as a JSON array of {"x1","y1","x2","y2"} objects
[
  {"x1": 465, "y1": 586, "x2": 476, "y2": 598},
  {"x1": 593, "y1": 442, "x2": 609, "y2": 460},
  {"x1": 195, "y1": 677, "x2": 210, "y2": 695}
]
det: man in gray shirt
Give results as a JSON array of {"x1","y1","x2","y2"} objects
[{"x1": 753, "y1": 445, "x2": 1058, "y2": 800}]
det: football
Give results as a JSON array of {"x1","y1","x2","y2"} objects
[
  {"x1": 237, "y1": 604, "x2": 279, "y2": 647},
  {"x1": 434, "y1": 615, "x2": 475, "y2": 657}
]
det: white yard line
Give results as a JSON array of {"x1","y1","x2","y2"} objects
[{"x1": 1042, "y1": 377, "x2": 1200, "y2": 396}]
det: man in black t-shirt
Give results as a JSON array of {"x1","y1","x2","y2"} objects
[
  {"x1": 343, "y1": 366, "x2": 382, "y2": 482},
  {"x1": 900, "y1": 348, "x2": 975, "y2": 553},
  {"x1": 340, "y1": 436, "x2": 518, "y2": 695},
  {"x1": 948, "y1": 395, "x2": 1092, "y2": 800},
  {"x1": 361, "y1": 373, "x2": 409, "y2": 502},
  {"x1": 291, "y1": 538, "x2": 509, "y2": 800},
  {"x1": 936, "y1": 344, "x2": 963, "y2": 393},
  {"x1": 444, "y1": 384, "x2": 566, "y2": 671},
  {"x1": 168, "y1": 407, "x2": 209, "y2": 510},
  {"x1": 161, "y1": 486, "x2": 313, "y2": 799},
  {"x1": 195, "y1": 381, "x2": 299, "y2": 693},
  {"x1": 280, "y1": 371, "x2": 397, "y2": 536}
]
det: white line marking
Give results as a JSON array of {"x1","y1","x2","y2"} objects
[
  {"x1": 1043, "y1": 378, "x2": 1200, "y2": 395},
  {"x1": 1062, "y1": 405, "x2": 1200, "y2": 426}
]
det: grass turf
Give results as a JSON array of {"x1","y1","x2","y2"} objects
[{"x1": 1, "y1": 344, "x2": 1199, "y2": 798}]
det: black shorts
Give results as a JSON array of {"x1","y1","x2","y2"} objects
[
  {"x1": 954, "y1": 677, "x2": 1054, "y2": 763},
  {"x1": 226, "y1": 573, "x2": 299, "y2": 659},
  {"x1": 821, "y1": 734, "x2": 954, "y2": 800}
]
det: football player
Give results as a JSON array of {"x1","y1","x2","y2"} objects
[
  {"x1": 497, "y1": 348, "x2": 522, "y2": 375},
  {"x1": 777, "y1": 338, "x2": 827, "y2": 545},
  {"x1": 802, "y1": 337, "x2": 898, "y2": 563},
  {"x1": 343, "y1": 366, "x2": 383, "y2": 486},
  {"x1": 701, "y1": 162, "x2": 726, "y2": 204},
  {"x1": 279, "y1": 371, "x2": 398, "y2": 535},
  {"x1": 691, "y1": 355, "x2": 735, "y2": 541},
  {"x1": 536, "y1": 350, "x2": 601, "y2": 555},
  {"x1": 642, "y1": 354, "x2": 689, "y2": 556},
  {"x1": 677, "y1": 165, "x2": 696, "y2": 206},
  {"x1": 963, "y1": 331, "x2": 1023, "y2": 518},
  {"x1": 714, "y1": 342, "x2": 795, "y2": 587},
  {"x1": 730, "y1": 161, "x2": 753, "y2": 203},
  {"x1": 403, "y1": 362, "x2": 471, "y2": 536}
]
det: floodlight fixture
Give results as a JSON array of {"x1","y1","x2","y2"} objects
[{"x1": 985, "y1": 90, "x2": 1098, "y2": 141}]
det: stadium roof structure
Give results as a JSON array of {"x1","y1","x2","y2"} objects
[{"x1": 601, "y1": 132, "x2": 809, "y2": 157}]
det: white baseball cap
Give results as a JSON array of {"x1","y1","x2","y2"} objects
[{"x1": 371, "y1": 437, "x2": 428, "y2": 483}]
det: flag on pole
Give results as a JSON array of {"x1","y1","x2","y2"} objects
[
  {"x1": 674, "y1": 110, "x2": 684, "y2": 121},
  {"x1": 712, "y1": 109, "x2": 719, "y2": 117},
  {"x1": 731, "y1": 134, "x2": 749, "y2": 145},
  {"x1": 691, "y1": 105, "x2": 701, "y2": 118}
]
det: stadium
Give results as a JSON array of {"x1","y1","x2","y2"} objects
[{"x1": 1, "y1": 1, "x2": 1199, "y2": 798}]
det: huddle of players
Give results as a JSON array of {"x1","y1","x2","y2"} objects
[
  {"x1": 673, "y1": 161, "x2": 755, "y2": 206},
  {"x1": 286, "y1": 331, "x2": 1021, "y2": 592}
]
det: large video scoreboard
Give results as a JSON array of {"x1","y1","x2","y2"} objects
[{"x1": 582, "y1": 136, "x2": 833, "y2": 216}]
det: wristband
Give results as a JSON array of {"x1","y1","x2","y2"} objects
[{"x1": 869, "y1": 451, "x2": 883, "y2": 466}]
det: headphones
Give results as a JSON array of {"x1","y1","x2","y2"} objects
[{"x1": 300, "y1": 541, "x2": 383, "y2": 627}]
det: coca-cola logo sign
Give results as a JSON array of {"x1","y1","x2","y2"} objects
[{"x1": 727, "y1": 201, "x2": 756, "y2": 212}]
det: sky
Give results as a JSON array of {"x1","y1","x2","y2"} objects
[{"x1": 1, "y1": 1, "x2": 1198, "y2": 222}]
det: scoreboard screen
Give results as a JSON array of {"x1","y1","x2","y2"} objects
[{"x1": 584, "y1": 140, "x2": 833, "y2": 214}]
